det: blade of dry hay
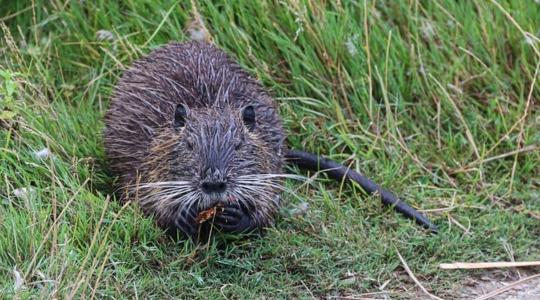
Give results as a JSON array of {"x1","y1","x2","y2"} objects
[{"x1": 440, "y1": 261, "x2": 540, "y2": 270}]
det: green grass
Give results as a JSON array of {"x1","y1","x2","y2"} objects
[{"x1": 1, "y1": 0, "x2": 539, "y2": 298}]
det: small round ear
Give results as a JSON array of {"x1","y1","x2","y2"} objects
[
  {"x1": 242, "y1": 105, "x2": 256, "y2": 131},
  {"x1": 173, "y1": 104, "x2": 188, "y2": 129}
]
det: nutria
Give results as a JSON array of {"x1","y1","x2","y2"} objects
[{"x1": 104, "y1": 42, "x2": 436, "y2": 240}]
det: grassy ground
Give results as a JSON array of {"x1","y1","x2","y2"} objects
[{"x1": 1, "y1": 0, "x2": 539, "y2": 298}]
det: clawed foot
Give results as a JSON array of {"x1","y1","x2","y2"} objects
[
  {"x1": 173, "y1": 205, "x2": 199, "y2": 239},
  {"x1": 214, "y1": 203, "x2": 258, "y2": 233},
  {"x1": 172, "y1": 203, "x2": 260, "y2": 240}
]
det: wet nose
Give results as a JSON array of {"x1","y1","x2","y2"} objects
[{"x1": 201, "y1": 180, "x2": 227, "y2": 194}]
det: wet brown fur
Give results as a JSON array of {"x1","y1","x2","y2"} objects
[{"x1": 104, "y1": 42, "x2": 285, "y2": 232}]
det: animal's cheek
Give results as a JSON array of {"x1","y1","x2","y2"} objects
[{"x1": 169, "y1": 162, "x2": 197, "y2": 182}]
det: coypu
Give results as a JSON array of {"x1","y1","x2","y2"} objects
[{"x1": 104, "y1": 42, "x2": 437, "y2": 240}]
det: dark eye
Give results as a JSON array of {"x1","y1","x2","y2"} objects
[
  {"x1": 173, "y1": 104, "x2": 187, "y2": 129},
  {"x1": 242, "y1": 105, "x2": 256, "y2": 131},
  {"x1": 186, "y1": 138, "x2": 194, "y2": 151},
  {"x1": 234, "y1": 137, "x2": 243, "y2": 150}
]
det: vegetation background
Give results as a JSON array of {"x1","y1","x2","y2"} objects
[{"x1": 1, "y1": 0, "x2": 539, "y2": 298}]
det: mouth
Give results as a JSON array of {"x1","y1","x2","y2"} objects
[
  {"x1": 195, "y1": 203, "x2": 225, "y2": 224},
  {"x1": 198, "y1": 190, "x2": 237, "y2": 210}
]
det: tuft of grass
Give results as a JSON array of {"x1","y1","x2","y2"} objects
[{"x1": 1, "y1": 0, "x2": 539, "y2": 298}]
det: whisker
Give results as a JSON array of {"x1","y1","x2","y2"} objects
[
  {"x1": 133, "y1": 181, "x2": 192, "y2": 189},
  {"x1": 236, "y1": 180, "x2": 306, "y2": 203},
  {"x1": 237, "y1": 174, "x2": 308, "y2": 182},
  {"x1": 138, "y1": 188, "x2": 192, "y2": 202}
]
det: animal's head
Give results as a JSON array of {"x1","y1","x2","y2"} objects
[{"x1": 139, "y1": 103, "x2": 282, "y2": 239}]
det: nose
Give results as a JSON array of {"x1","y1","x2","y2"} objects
[{"x1": 201, "y1": 180, "x2": 227, "y2": 194}]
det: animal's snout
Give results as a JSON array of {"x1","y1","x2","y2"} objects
[
  {"x1": 201, "y1": 180, "x2": 227, "y2": 194},
  {"x1": 201, "y1": 167, "x2": 227, "y2": 195}
]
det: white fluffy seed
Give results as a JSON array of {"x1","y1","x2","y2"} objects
[
  {"x1": 291, "y1": 202, "x2": 309, "y2": 217},
  {"x1": 33, "y1": 147, "x2": 52, "y2": 159},
  {"x1": 96, "y1": 29, "x2": 115, "y2": 41},
  {"x1": 13, "y1": 267, "x2": 24, "y2": 291},
  {"x1": 13, "y1": 187, "x2": 36, "y2": 199},
  {"x1": 525, "y1": 35, "x2": 536, "y2": 46}
]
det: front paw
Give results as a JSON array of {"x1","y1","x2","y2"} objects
[
  {"x1": 173, "y1": 206, "x2": 199, "y2": 239},
  {"x1": 214, "y1": 204, "x2": 257, "y2": 233}
]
